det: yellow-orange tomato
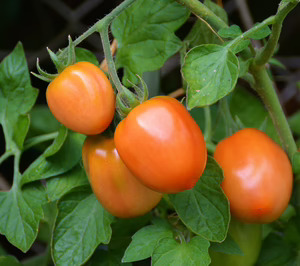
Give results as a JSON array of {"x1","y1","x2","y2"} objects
[
  {"x1": 47, "y1": 62, "x2": 115, "y2": 135},
  {"x1": 114, "y1": 96, "x2": 207, "y2": 194},
  {"x1": 214, "y1": 128, "x2": 293, "y2": 223},
  {"x1": 82, "y1": 135, "x2": 162, "y2": 218}
]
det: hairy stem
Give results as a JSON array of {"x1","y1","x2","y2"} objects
[
  {"x1": 254, "y1": 1, "x2": 299, "y2": 66},
  {"x1": 99, "y1": 27, "x2": 124, "y2": 94},
  {"x1": 176, "y1": 0, "x2": 228, "y2": 30}
]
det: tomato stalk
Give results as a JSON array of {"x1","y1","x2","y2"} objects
[
  {"x1": 176, "y1": 0, "x2": 228, "y2": 30},
  {"x1": 254, "y1": 0, "x2": 299, "y2": 66}
]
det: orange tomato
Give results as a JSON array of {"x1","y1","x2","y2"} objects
[
  {"x1": 114, "y1": 96, "x2": 207, "y2": 194},
  {"x1": 47, "y1": 62, "x2": 115, "y2": 135},
  {"x1": 82, "y1": 135, "x2": 162, "y2": 218},
  {"x1": 214, "y1": 128, "x2": 293, "y2": 223}
]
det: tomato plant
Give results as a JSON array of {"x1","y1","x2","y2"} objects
[
  {"x1": 114, "y1": 96, "x2": 207, "y2": 194},
  {"x1": 214, "y1": 128, "x2": 293, "y2": 223},
  {"x1": 82, "y1": 135, "x2": 163, "y2": 218},
  {"x1": 0, "y1": 0, "x2": 299, "y2": 265},
  {"x1": 47, "y1": 61, "x2": 115, "y2": 135}
]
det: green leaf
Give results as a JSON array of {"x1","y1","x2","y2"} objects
[
  {"x1": 182, "y1": 44, "x2": 239, "y2": 109},
  {"x1": 248, "y1": 23, "x2": 271, "y2": 40},
  {"x1": 210, "y1": 234, "x2": 243, "y2": 255},
  {"x1": 122, "y1": 223, "x2": 173, "y2": 263},
  {"x1": 229, "y1": 86, "x2": 281, "y2": 144},
  {"x1": 152, "y1": 236, "x2": 210, "y2": 266},
  {"x1": 52, "y1": 186, "x2": 114, "y2": 266},
  {"x1": 288, "y1": 110, "x2": 300, "y2": 136},
  {"x1": 111, "y1": 0, "x2": 190, "y2": 85},
  {"x1": 46, "y1": 164, "x2": 89, "y2": 201},
  {"x1": 28, "y1": 105, "x2": 60, "y2": 137},
  {"x1": 169, "y1": 156, "x2": 230, "y2": 242},
  {"x1": 218, "y1": 25, "x2": 242, "y2": 39},
  {"x1": 269, "y1": 58, "x2": 286, "y2": 69},
  {"x1": 0, "y1": 42, "x2": 38, "y2": 151},
  {"x1": 22, "y1": 127, "x2": 85, "y2": 185},
  {"x1": 0, "y1": 182, "x2": 46, "y2": 252},
  {"x1": 256, "y1": 233, "x2": 295, "y2": 266},
  {"x1": 0, "y1": 256, "x2": 21, "y2": 266},
  {"x1": 75, "y1": 48, "x2": 100, "y2": 66},
  {"x1": 229, "y1": 39, "x2": 251, "y2": 54}
]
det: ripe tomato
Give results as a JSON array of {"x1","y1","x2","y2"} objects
[
  {"x1": 82, "y1": 135, "x2": 162, "y2": 218},
  {"x1": 47, "y1": 62, "x2": 115, "y2": 135},
  {"x1": 214, "y1": 128, "x2": 293, "y2": 223},
  {"x1": 114, "y1": 96, "x2": 207, "y2": 194}
]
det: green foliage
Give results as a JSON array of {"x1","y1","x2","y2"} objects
[
  {"x1": 182, "y1": 44, "x2": 239, "y2": 109},
  {"x1": 52, "y1": 186, "x2": 114, "y2": 266},
  {"x1": 169, "y1": 156, "x2": 230, "y2": 242},
  {"x1": 122, "y1": 221, "x2": 173, "y2": 262},
  {"x1": 111, "y1": 0, "x2": 190, "y2": 85},
  {"x1": 0, "y1": 0, "x2": 299, "y2": 265},
  {"x1": 0, "y1": 43, "x2": 38, "y2": 151},
  {"x1": 152, "y1": 236, "x2": 211, "y2": 266}
]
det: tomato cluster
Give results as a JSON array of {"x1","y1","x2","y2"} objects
[{"x1": 47, "y1": 62, "x2": 292, "y2": 222}]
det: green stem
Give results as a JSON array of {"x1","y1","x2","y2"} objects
[
  {"x1": 23, "y1": 132, "x2": 58, "y2": 151},
  {"x1": 228, "y1": 16, "x2": 275, "y2": 49},
  {"x1": 0, "y1": 151, "x2": 13, "y2": 165},
  {"x1": 254, "y1": 1, "x2": 299, "y2": 66},
  {"x1": 204, "y1": 106, "x2": 212, "y2": 143},
  {"x1": 250, "y1": 66, "x2": 297, "y2": 159},
  {"x1": 13, "y1": 152, "x2": 21, "y2": 186},
  {"x1": 99, "y1": 27, "x2": 124, "y2": 94},
  {"x1": 176, "y1": 0, "x2": 228, "y2": 30},
  {"x1": 206, "y1": 142, "x2": 216, "y2": 154}
]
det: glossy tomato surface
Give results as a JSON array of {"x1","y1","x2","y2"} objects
[
  {"x1": 214, "y1": 128, "x2": 293, "y2": 223},
  {"x1": 114, "y1": 96, "x2": 207, "y2": 194},
  {"x1": 47, "y1": 62, "x2": 115, "y2": 135},
  {"x1": 82, "y1": 135, "x2": 162, "y2": 218}
]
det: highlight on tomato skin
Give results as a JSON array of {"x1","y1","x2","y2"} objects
[
  {"x1": 214, "y1": 128, "x2": 293, "y2": 224},
  {"x1": 46, "y1": 61, "x2": 115, "y2": 135},
  {"x1": 82, "y1": 135, "x2": 163, "y2": 219},
  {"x1": 114, "y1": 96, "x2": 207, "y2": 194}
]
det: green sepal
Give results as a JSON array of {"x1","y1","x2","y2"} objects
[
  {"x1": 116, "y1": 75, "x2": 150, "y2": 119},
  {"x1": 66, "y1": 35, "x2": 76, "y2": 67},
  {"x1": 31, "y1": 58, "x2": 58, "y2": 83},
  {"x1": 47, "y1": 47, "x2": 65, "y2": 73}
]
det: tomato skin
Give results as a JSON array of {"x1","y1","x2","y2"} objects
[
  {"x1": 214, "y1": 128, "x2": 293, "y2": 223},
  {"x1": 114, "y1": 96, "x2": 207, "y2": 194},
  {"x1": 82, "y1": 135, "x2": 162, "y2": 218},
  {"x1": 47, "y1": 62, "x2": 115, "y2": 135}
]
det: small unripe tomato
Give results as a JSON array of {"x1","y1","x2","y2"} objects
[
  {"x1": 210, "y1": 218, "x2": 262, "y2": 266},
  {"x1": 47, "y1": 62, "x2": 115, "y2": 135},
  {"x1": 114, "y1": 96, "x2": 207, "y2": 194},
  {"x1": 214, "y1": 128, "x2": 293, "y2": 223},
  {"x1": 82, "y1": 135, "x2": 162, "y2": 218}
]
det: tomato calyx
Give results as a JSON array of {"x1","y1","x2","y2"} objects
[
  {"x1": 32, "y1": 35, "x2": 76, "y2": 82},
  {"x1": 116, "y1": 75, "x2": 149, "y2": 119}
]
